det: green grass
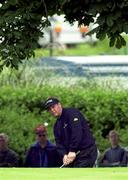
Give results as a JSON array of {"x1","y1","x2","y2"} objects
[{"x1": 0, "y1": 168, "x2": 128, "y2": 180}]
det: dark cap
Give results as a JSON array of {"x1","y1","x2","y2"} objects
[
  {"x1": 34, "y1": 124, "x2": 47, "y2": 134},
  {"x1": 43, "y1": 97, "x2": 59, "y2": 110}
]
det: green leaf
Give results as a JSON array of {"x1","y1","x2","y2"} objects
[
  {"x1": 109, "y1": 37, "x2": 116, "y2": 47},
  {"x1": 123, "y1": 24, "x2": 128, "y2": 33},
  {"x1": 120, "y1": 36, "x2": 126, "y2": 46},
  {"x1": 106, "y1": 16, "x2": 113, "y2": 27},
  {"x1": 115, "y1": 37, "x2": 122, "y2": 49}
]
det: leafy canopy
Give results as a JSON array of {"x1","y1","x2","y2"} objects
[{"x1": 0, "y1": 0, "x2": 128, "y2": 69}]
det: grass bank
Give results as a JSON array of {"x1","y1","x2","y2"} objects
[{"x1": 0, "y1": 168, "x2": 128, "y2": 180}]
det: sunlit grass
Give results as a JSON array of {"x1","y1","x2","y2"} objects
[{"x1": 0, "y1": 168, "x2": 128, "y2": 180}]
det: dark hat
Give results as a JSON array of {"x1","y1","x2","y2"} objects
[
  {"x1": 34, "y1": 124, "x2": 47, "y2": 134},
  {"x1": 43, "y1": 97, "x2": 59, "y2": 110}
]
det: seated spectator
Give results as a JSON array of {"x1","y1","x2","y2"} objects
[
  {"x1": 98, "y1": 130, "x2": 125, "y2": 167},
  {"x1": 24, "y1": 124, "x2": 62, "y2": 167},
  {"x1": 0, "y1": 133, "x2": 19, "y2": 167}
]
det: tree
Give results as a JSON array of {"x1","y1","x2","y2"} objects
[{"x1": 0, "y1": 0, "x2": 128, "y2": 69}]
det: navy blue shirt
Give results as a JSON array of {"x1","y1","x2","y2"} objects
[
  {"x1": 25, "y1": 140, "x2": 61, "y2": 167},
  {"x1": 54, "y1": 108, "x2": 96, "y2": 156}
]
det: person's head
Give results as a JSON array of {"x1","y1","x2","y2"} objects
[
  {"x1": 34, "y1": 124, "x2": 47, "y2": 145},
  {"x1": 0, "y1": 133, "x2": 9, "y2": 151},
  {"x1": 108, "y1": 130, "x2": 119, "y2": 147},
  {"x1": 43, "y1": 97, "x2": 62, "y2": 117}
]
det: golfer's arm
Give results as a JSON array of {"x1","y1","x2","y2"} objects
[{"x1": 55, "y1": 137, "x2": 67, "y2": 156}]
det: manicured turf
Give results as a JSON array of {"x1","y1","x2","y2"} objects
[{"x1": 0, "y1": 168, "x2": 128, "y2": 180}]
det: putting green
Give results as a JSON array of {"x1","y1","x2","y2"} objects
[{"x1": 0, "y1": 168, "x2": 128, "y2": 180}]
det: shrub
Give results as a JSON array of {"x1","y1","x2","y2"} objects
[{"x1": 0, "y1": 84, "x2": 128, "y2": 165}]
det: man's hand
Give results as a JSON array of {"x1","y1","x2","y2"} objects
[
  {"x1": 63, "y1": 154, "x2": 68, "y2": 165},
  {"x1": 63, "y1": 152, "x2": 76, "y2": 166},
  {"x1": 67, "y1": 152, "x2": 76, "y2": 164}
]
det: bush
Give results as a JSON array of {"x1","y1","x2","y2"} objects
[{"x1": 0, "y1": 84, "x2": 128, "y2": 166}]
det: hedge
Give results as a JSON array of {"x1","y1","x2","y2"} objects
[{"x1": 0, "y1": 84, "x2": 128, "y2": 166}]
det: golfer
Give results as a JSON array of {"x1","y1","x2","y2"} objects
[{"x1": 43, "y1": 97, "x2": 97, "y2": 167}]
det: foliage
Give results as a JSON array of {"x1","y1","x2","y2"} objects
[
  {"x1": 0, "y1": 0, "x2": 128, "y2": 69},
  {"x1": 1, "y1": 82, "x2": 128, "y2": 165}
]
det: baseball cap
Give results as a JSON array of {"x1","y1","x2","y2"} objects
[
  {"x1": 43, "y1": 97, "x2": 59, "y2": 110},
  {"x1": 34, "y1": 124, "x2": 47, "y2": 134}
]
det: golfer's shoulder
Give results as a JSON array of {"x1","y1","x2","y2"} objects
[{"x1": 64, "y1": 107, "x2": 80, "y2": 116}]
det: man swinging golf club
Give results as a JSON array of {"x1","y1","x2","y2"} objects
[{"x1": 43, "y1": 97, "x2": 97, "y2": 167}]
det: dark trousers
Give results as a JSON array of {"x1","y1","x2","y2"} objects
[{"x1": 67, "y1": 145, "x2": 98, "y2": 168}]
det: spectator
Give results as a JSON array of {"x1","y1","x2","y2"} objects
[
  {"x1": 98, "y1": 130, "x2": 125, "y2": 167},
  {"x1": 0, "y1": 133, "x2": 18, "y2": 167},
  {"x1": 43, "y1": 97, "x2": 97, "y2": 167},
  {"x1": 24, "y1": 124, "x2": 62, "y2": 167}
]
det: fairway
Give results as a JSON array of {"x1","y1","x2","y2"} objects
[{"x1": 0, "y1": 168, "x2": 128, "y2": 180}]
